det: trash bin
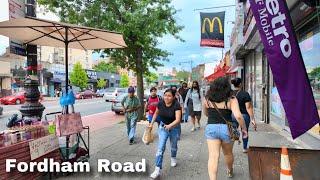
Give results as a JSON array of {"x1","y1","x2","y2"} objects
[{"x1": 248, "y1": 146, "x2": 320, "y2": 180}]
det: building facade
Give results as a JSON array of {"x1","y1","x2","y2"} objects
[{"x1": 230, "y1": 0, "x2": 320, "y2": 144}]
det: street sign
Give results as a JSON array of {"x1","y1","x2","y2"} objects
[{"x1": 8, "y1": 0, "x2": 26, "y2": 56}]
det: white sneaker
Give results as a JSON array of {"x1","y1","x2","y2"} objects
[
  {"x1": 150, "y1": 167, "x2": 161, "y2": 179},
  {"x1": 191, "y1": 127, "x2": 196, "y2": 132},
  {"x1": 171, "y1": 157, "x2": 177, "y2": 167}
]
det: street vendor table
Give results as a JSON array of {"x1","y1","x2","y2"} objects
[{"x1": 0, "y1": 137, "x2": 61, "y2": 180}]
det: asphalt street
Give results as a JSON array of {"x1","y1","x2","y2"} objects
[{"x1": 0, "y1": 98, "x2": 112, "y2": 131}]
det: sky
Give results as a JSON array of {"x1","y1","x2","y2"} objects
[{"x1": 0, "y1": 0, "x2": 236, "y2": 73}]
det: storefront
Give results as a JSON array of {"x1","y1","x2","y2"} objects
[{"x1": 239, "y1": 0, "x2": 320, "y2": 139}]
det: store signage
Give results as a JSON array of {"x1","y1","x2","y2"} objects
[
  {"x1": 250, "y1": 0, "x2": 320, "y2": 139},
  {"x1": 8, "y1": 0, "x2": 26, "y2": 56},
  {"x1": 86, "y1": 70, "x2": 97, "y2": 79},
  {"x1": 200, "y1": 12, "x2": 225, "y2": 48},
  {"x1": 29, "y1": 134, "x2": 59, "y2": 160}
]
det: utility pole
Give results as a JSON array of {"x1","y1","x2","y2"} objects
[{"x1": 20, "y1": 0, "x2": 45, "y2": 120}]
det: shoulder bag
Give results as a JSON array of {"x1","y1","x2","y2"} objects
[{"x1": 210, "y1": 100, "x2": 240, "y2": 142}]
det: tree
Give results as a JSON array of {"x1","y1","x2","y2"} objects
[
  {"x1": 120, "y1": 74, "x2": 130, "y2": 88},
  {"x1": 176, "y1": 70, "x2": 190, "y2": 81},
  {"x1": 70, "y1": 62, "x2": 88, "y2": 90},
  {"x1": 38, "y1": 0, "x2": 184, "y2": 118},
  {"x1": 309, "y1": 67, "x2": 320, "y2": 80},
  {"x1": 97, "y1": 79, "x2": 107, "y2": 89},
  {"x1": 94, "y1": 61, "x2": 117, "y2": 73},
  {"x1": 145, "y1": 72, "x2": 158, "y2": 85}
]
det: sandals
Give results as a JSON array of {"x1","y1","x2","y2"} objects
[{"x1": 227, "y1": 169, "x2": 234, "y2": 178}]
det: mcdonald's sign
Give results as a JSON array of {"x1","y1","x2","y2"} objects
[{"x1": 200, "y1": 12, "x2": 225, "y2": 48}]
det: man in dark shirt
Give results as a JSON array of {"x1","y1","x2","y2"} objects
[{"x1": 178, "y1": 82, "x2": 189, "y2": 123}]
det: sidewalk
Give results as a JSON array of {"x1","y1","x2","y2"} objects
[{"x1": 59, "y1": 118, "x2": 301, "y2": 180}]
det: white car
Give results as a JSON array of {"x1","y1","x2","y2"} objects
[{"x1": 103, "y1": 88, "x2": 127, "y2": 102}]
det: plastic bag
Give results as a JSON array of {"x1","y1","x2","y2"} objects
[{"x1": 142, "y1": 126, "x2": 154, "y2": 145}]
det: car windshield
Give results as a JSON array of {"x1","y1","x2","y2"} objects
[
  {"x1": 116, "y1": 93, "x2": 127, "y2": 101},
  {"x1": 106, "y1": 88, "x2": 116, "y2": 92},
  {"x1": 117, "y1": 88, "x2": 126, "y2": 93}
]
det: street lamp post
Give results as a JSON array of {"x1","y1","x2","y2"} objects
[{"x1": 20, "y1": 0, "x2": 45, "y2": 120}]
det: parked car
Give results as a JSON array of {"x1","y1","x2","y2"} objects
[
  {"x1": 111, "y1": 93, "x2": 127, "y2": 115},
  {"x1": 0, "y1": 91, "x2": 43, "y2": 105},
  {"x1": 76, "y1": 90, "x2": 95, "y2": 99},
  {"x1": 96, "y1": 89, "x2": 106, "y2": 97},
  {"x1": 103, "y1": 88, "x2": 127, "y2": 102}
]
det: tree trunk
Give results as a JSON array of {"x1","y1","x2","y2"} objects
[{"x1": 136, "y1": 47, "x2": 144, "y2": 121}]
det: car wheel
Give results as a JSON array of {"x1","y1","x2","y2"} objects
[{"x1": 15, "y1": 99, "x2": 21, "y2": 105}]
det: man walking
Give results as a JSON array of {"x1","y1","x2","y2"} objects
[
  {"x1": 121, "y1": 86, "x2": 141, "y2": 145},
  {"x1": 178, "y1": 82, "x2": 189, "y2": 123}
]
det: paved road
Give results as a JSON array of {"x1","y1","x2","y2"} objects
[{"x1": 0, "y1": 98, "x2": 112, "y2": 131}]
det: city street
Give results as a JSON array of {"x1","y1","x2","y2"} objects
[{"x1": 0, "y1": 98, "x2": 113, "y2": 131}]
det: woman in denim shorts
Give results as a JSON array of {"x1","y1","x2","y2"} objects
[{"x1": 203, "y1": 77, "x2": 248, "y2": 180}]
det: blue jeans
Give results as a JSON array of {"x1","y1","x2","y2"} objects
[
  {"x1": 126, "y1": 114, "x2": 137, "y2": 141},
  {"x1": 183, "y1": 107, "x2": 189, "y2": 122},
  {"x1": 148, "y1": 114, "x2": 161, "y2": 124},
  {"x1": 232, "y1": 114, "x2": 250, "y2": 149},
  {"x1": 155, "y1": 122, "x2": 179, "y2": 169}
]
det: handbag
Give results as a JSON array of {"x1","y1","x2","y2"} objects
[
  {"x1": 142, "y1": 126, "x2": 154, "y2": 145},
  {"x1": 210, "y1": 100, "x2": 240, "y2": 142},
  {"x1": 55, "y1": 105, "x2": 83, "y2": 137},
  {"x1": 187, "y1": 90, "x2": 194, "y2": 112}
]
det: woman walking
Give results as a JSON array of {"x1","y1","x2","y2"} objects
[
  {"x1": 204, "y1": 77, "x2": 247, "y2": 180},
  {"x1": 149, "y1": 89, "x2": 182, "y2": 179},
  {"x1": 185, "y1": 81, "x2": 202, "y2": 131},
  {"x1": 231, "y1": 78, "x2": 257, "y2": 153}
]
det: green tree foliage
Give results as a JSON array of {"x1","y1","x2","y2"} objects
[
  {"x1": 120, "y1": 74, "x2": 130, "y2": 88},
  {"x1": 38, "y1": 0, "x2": 183, "y2": 118},
  {"x1": 145, "y1": 72, "x2": 159, "y2": 85},
  {"x1": 97, "y1": 79, "x2": 107, "y2": 89},
  {"x1": 70, "y1": 62, "x2": 88, "y2": 90},
  {"x1": 176, "y1": 70, "x2": 190, "y2": 81},
  {"x1": 309, "y1": 67, "x2": 320, "y2": 80},
  {"x1": 94, "y1": 61, "x2": 117, "y2": 73}
]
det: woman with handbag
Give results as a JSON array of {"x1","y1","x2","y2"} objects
[
  {"x1": 231, "y1": 78, "x2": 257, "y2": 153},
  {"x1": 149, "y1": 89, "x2": 182, "y2": 179},
  {"x1": 184, "y1": 81, "x2": 202, "y2": 131},
  {"x1": 203, "y1": 77, "x2": 247, "y2": 180}
]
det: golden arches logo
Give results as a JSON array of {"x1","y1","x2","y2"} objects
[{"x1": 202, "y1": 17, "x2": 223, "y2": 34}]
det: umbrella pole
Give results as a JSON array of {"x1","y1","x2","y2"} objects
[
  {"x1": 65, "y1": 26, "x2": 69, "y2": 113},
  {"x1": 65, "y1": 26, "x2": 70, "y2": 162}
]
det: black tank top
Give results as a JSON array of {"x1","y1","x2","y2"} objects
[{"x1": 207, "y1": 101, "x2": 232, "y2": 124}]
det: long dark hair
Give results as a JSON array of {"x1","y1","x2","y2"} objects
[
  {"x1": 231, "y1": 78, "x2": 242, "y2": 88},
  {"x1": 206, "y1": 77, "x2": 232, "y2": 103},
  {"x1": 191, "y1": 81, "x2": 201, "y2": 99}
]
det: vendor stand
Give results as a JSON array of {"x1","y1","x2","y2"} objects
[{"x1": 0, "y1": 17, "x2": 126, "y2": 179}]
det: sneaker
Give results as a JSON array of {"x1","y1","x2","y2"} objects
[
  {"x1": 150, "y1": 167, "x2": 161, "y2": 179},
  {"x1": 191, "y1": 127, "x2": 196, "y2": 132},
  {"x1": 243, "y1": 149, "x2": 248, "y2": 153},
  {"x1": 171, "y1": 158, "x2": 177, "y2": 167},
  {"x1": 197, "y1": 125, "x2": 201, "y2": 130},
  {"x1": 129, "y1": 139, "x2": 134, "y2": 145},
  {"x1": 227, "y1": 169, "x2": 233, "y2": 178}
]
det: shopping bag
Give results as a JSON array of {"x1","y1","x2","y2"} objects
[
  {"x1": 55, "y1": 112, "x2": 83, "y2": 136},
  {"x1": 142, "y1": 126, "x2": 154, "y2": 145}
]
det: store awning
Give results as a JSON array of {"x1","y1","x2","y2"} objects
[
  {"x1": 205, "y1": 66, "x2": 230, "y2": 82},
  {"x1": 226, "y1": 65, "x2": 238, "y2": 75}
]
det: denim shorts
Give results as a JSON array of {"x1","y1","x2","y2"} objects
[{"x1": 205, "y1": 124, "x2": 231, "y2": 143}]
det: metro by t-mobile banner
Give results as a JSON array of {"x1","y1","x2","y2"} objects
[{"x1": 249, "y1": 0, "x2": 320, "y2": 139}]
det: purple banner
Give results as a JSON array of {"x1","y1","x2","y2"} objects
[{"x1": 249, "y1": 0, "x2": 319, "y2": 139}]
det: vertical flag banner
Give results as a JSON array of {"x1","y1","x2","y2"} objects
[
  {"x1": 200, "y1": 12, "x2": 225, "y2": 48},
  {"x1": 249, "y1": 0, "x2": 320, "y2": 139}
]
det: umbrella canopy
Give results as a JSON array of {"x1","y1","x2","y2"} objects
[{"x1": 0, "y1": 16, "x2": 127, "y2": 50}]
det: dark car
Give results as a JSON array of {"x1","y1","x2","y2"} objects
[
  {"x1": 77, "y1": 90, "x2": 95, "y2": 99},
  {"x1": 111, "y1": 93, "x2": 127, "y2": 115},
  {"x1": 0, "y1": 106, "x2": 3, "y2": 115}
]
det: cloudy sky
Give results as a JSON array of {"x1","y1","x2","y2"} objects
[{"x1": 0, "y1": 0, "x2": 236, "y2": 72}]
